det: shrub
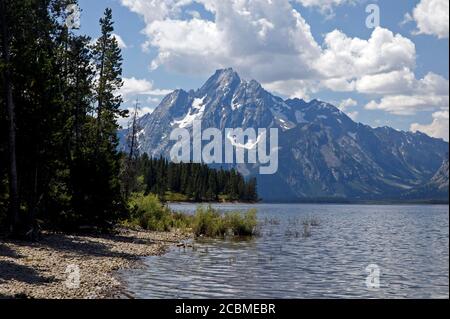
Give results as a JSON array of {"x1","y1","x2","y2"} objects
[
  {"x1": 192, "y1": 206, "x2": 225, "y2": 237},
  {"x1": 126, "y1": 196, "x2": 258, "y2": 237},
  {"x1": 129, "y1": 193, "x2": 173, "y2": 231},
  {"x1": 224, "y1": 209, "x2": 258, "y2": 236},
  {"x1": 171, "y1": 211, "x2": 193, "y2": 230},
  {"x1": 192, "y1": 206, "x2": 258, "y2": 237}
]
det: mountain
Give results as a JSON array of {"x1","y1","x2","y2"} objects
[
  {"x1": 401, "y1": 158, "x2": 449, "y2": 201},
  {"x1": 120, "y1": 68, "x2": 449, "y2": 202},
  {"x1": 431, "y1": 158, "x2": 450, "y2": 191}
]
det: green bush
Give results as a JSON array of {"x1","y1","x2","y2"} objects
[
  {"x1": 224, "y1": 209, "x2": 258, "y2": 236},
  {"x1": 126, "y1": 195, "x2": 258, "y2": 237},
  {"x1": 192, "y1": 206, "x2": 226, "y2": 237},
  {"x1": 192, "y1": 206, "x2": 258, "y2": 237},
  {"x1": 129, "y1": 193, "x2": 174, "y2": 231}
]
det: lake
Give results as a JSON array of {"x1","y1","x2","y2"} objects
[{"x1": 120, "y1": 203, "x2": 449, "y2": 299}]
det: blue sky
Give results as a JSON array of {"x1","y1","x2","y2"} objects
[{"x1": 76, "y1": 0, "x2": 449, "y2": 140}]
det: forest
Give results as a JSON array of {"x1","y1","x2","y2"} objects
[
  {"x1": 134, "y1": 156, "x2": 258, "y2": 203},
  {"x1": 0, "y1": 0, "x2": 257, "y2": 238}
]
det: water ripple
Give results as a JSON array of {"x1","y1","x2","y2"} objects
[{"x1": 120, "y1": 204, "x2": 449, "y2": 299}]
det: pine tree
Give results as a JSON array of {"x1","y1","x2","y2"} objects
[
  {"x1": 85, "y1": 7, "x2": 127, "y2": 229},
  {"x1": 122, "y1": 99, "x2": 141, "y2": 198},
  {"x1": 0, "y1": 0, "x2": 19, "y2": 234}
]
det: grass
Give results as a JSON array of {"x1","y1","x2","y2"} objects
[
  {"x1": 191, "y1": 206, "x2": 258, "y2": 237},
  {"x1": 301, "y1": 216, "x2": 321, "y2": 238},
  {"x1": 127, "y1": 193, "x2": 190, "y2": 232},
  {"x1": 126, "y1": 194, "x2": 258, "y2": 238},
  {"x1": 164, "y1": 191, "x2": 190, "y2": 202},
  {"x1": 301, "y1": 216, "x2": 321, "y2": 227}
]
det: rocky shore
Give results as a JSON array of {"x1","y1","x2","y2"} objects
[{"x1": 0, "y1": 228, "x2": 191, "y2": 299}]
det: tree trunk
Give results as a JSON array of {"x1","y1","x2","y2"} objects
[{"x1": 0, "y1": 0, "x2": 20, "y2": 234}]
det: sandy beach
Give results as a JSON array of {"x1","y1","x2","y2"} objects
[{"x1": 0, "y1": 228, "x2": 191, "y2": 299}]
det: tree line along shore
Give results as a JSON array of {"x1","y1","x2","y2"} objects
[
  {"x1": 0, "y1": 1, "x2": 259, "y2": 298},
  {"x1": 0, "y1": 1, "x2": 258, "y2": 238}
]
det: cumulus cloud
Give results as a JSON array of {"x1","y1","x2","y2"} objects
[
  {"x1": 363, "y1": 72, "x2": 449, "y2": 115},
  {"x1": 119, "y1": 0, "x2": 192, "y2": 23},
  {"x1": 119, "y1": 0, "x2": 449, "y2": 133},
  {"x1": 112, "y1": 33, "x2": 127, "y2": 49},
  {"x1": 365, "y1": 95, "x2": 449, "y2": 115},
  {"x1": 406, "y1": 0, "x2": 449, "y2": 39},
  {"x1": 294, "y1": 0, "x2": 355, "y2": 16},
  {"x1": 338, "y1": 98, "x2": 358, "y2": 120},
  {"x1": 411, "y1": 110, "x2": 449, "y2": 141},
  {"x1": 316, "y1": 27, "x2": 416, "y2": 82},
  {"x1": 346, "y1": 111, "x2": 359, "y2": 121},
  {"x1": 121, "y1": 77, "x2": 172, "y2": 98},
  {"x1": 264, "y1": 79, "x2": 320, "y2": 100},
  {"x1": 356, "y1": 69, "x2": 448, "y2": 95},
  {"x1": 339, "y1": 98, "x2": 357, "y2": 111},
  {"x1": 120, "y1": 1, "x2": 419, "y2": 90},
  {"x1": 144, "y1": 18, "x2": 223, "y2": 72},
  {"x1": 92, "y1": 33, "x2": 127, "y2": 49},
  {"x1": 118, "y1": 106, "x2": 155, "y2": 128},
  {"x1": 122, "y1": 0, "x2": 322, "y2": 83}
]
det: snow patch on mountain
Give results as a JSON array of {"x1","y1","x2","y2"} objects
[{"x1": 172, "y1": 96, "x2": 206, "y2": 128}]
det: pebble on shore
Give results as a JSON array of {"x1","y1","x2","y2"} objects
[{"x1": 0, "y1": 228, "x2": 190, "y2": 299}]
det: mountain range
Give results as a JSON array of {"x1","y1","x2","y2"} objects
[{"x1": 120, "y1": 68, "x2": 449, "y2": 202}]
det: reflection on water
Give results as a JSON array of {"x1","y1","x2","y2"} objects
[{"x1": 120, "y1": 204, "x2": 449, "y2": 299}]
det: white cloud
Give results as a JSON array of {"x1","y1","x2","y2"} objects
[
  {"x1": 145, "y1": 18, "x2": 223, "y2": 72},
  {"x1": 118, "y1": 106, "x2": 155, "y2": 128},
  {"x1": 120, "y1": 1, "x2": 419, "y2": 90},
  {"x1": 270, "y1": 27, "x2": 420, "y2": 96},
  {"x1": 347, "y1": 111, "x2": 359, "y2": 121},
  {"x1": 119, "y1": 0, "x2": 449, "y2": 125},
  {"x1": 338, "y1": 98, "x2": 358, "y2": 120},
  {"x1": 264, "y1": 79, "x2": 319, "y2": 100},
  {"x1": 339, "y1": 98, "x2": 357, "y2": 111},
  {"x1": 121, "y1": 77, "x2": 172, "y2": 98},
  {"x1": 123, "y1": 0, "x2": 322, "y2": 83},
  {"x1": 316, "y1": 27, "x2": 416, "y2": 80},
  {"x1": 356, "y1": 69, "x2": 449, "y2": 95},
  {"x1": 112, "y1": 33, "x2": 127, "y2": 49},
  {"x1": 411, "y1": 110, "x2": 449, "y2": 141},
  {"x1": 294, "y1": 0, "x2": 356, "y2": 17},
  {"x1": 362, "y1": 72, "x2": 449, "y2": 115},
  {"x1": 119, "y1": 0, "x2": 193, "y2": 23},
  {"x1": 408, "y1": 0, "x2": 449, "y2": 39},
  {"x1": 355, "y1": 68, "x2": 417, "y2": 95},
  {"x1": 365, "y1": 95, "x2": 449, "y2": 115},
  {"x1": 92, "y1": 33, "x2": 127, "y2": 49}
]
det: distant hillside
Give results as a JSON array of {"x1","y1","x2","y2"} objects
[
  {"x1": 401, "y1": 158, "x2": 449, "y2": 201},
  {"x1": 120, "y1": 68, "x2": 449, "y2": 202}
]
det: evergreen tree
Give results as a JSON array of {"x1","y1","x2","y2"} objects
[
  {"x1": 121, "y1": 99, "x2": 141, "y2": 198},
  {"x1": 88, "y1": 7, "x2": 127, "y2": 229},
  {"x1": 139, "y1": 157, "x2": 258, "y2": 203},
  {"x1": 0, "y1": 0, "x2": 19, "y2": 234}
]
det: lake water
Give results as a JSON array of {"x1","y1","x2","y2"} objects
[{"x1": 120, "y1": 203, "x2": 449, "y2": 299}]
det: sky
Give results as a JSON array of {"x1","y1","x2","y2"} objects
[{"x1": 76, "y1": 0, "x2": 449, "y2": 141}]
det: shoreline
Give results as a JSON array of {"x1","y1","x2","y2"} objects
[
  {"x1": 0, "y1": 228, "x2": 191, "y2": 299},
  {"x1": 168, "y1": 200, "x2": 449, "y2": 206}
]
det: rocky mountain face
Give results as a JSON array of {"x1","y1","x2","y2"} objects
[
  {"x1": 120, "y1": 68, "x2": 449, "y2": 201},
  {"x1": 431, "y1": 158, "x2": 449, "y2": 191},
  {"x1": 401, "y1": 158, "x2": 449, "y2": 201}
]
